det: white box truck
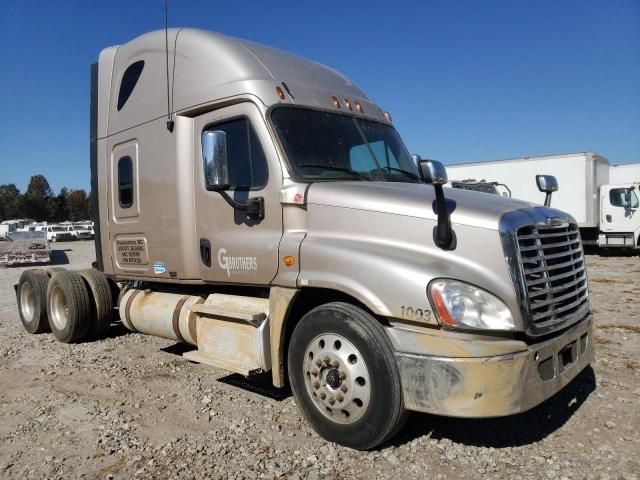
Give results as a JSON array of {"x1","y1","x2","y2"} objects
[{"x1": 445, "y1": 152, "x2": 640, "y2": 249}]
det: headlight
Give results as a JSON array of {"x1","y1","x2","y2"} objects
[{"x1": 429, "y1": 279, "x2": 516, "y2": 331}]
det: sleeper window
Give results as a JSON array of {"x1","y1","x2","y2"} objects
[
  {"x1": 117, "y1": 60, "x2": 145, "y2": 111},
  {"x1": 118, "y1": 156, "x2": 134, "y2": 208},
  {"x1": 202, "y1": 118, "x2": 268, "y2": 190}
]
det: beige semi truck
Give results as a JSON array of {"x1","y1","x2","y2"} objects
[{"x1": 15, "y1": 29, "x2": 594, "y2": 450}]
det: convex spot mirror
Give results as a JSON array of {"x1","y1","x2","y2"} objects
[
  {"x1": 624, "y1": 187, "x2": 636, "y2": 209},
  {"x1": 419, "y1": 159, "x2": 448, "y2": 185},
  {"x1": 202, "y1": 130, "x2": 230, "y2": 191},
  {"x1": 536, "y1": 175, "x2": 558, "y2": 193}
]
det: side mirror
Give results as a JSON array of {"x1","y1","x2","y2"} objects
[
  {"x1": 418, "y1": 159, "x2": 455, "y2": 250},
  {"x1": 536, "y1": 175, "x2": 558, "y2": 207},
  {"x1": 202, "y1": 130, "x2": 230, "y2": 191},
  {"x1": 623, "y1": 188, "x2": 634, "y2": 209},
  {"x1": 536, "y1": 175, "x2": 558, "y2": 194},
  {"x1": 419, "y1": 159, "x2": 448, "y2": 185},
  {"x1": 201, "y1": 129, "x2": 265, "y2": 221}
]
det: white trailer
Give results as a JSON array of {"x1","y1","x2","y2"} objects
[
  {"x1": 610, "y1": 162, "x2": 640, "y2": 184},
  {"x1": 445, "y1": 152, "x2": 639, "y2": 249}
]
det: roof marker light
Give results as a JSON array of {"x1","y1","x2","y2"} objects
[
  {"x1": 276, "y1": 86, "x2": 286, "y2": 100},
  {"x1": 383, "y1": 111, "x2": 392, "y2": 123},
  {"x1": 331, "y1": 96, "x2": 340, "y2": 108},
  {"x1": 355, "y1": 101, "x2": 363, "y2": 113},
  {"x1": 344, "y1": 99, "x2": 352, "y2": 110}
]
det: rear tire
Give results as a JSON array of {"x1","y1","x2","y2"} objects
[
  {"x1": 46, "y1": 267, "x2": 67, "y2": 277},
  {"x1": 17, "y1": 269, "x2": 51, "y2": 334},
  {"x1": 46, "y1": 271, "x2": 91, "y2": 343},
  {"x1": 78, "y1": 269, "x2": 114, "y2": 337},
  {"x1": 288, "y1": 302, "x2": 407, "y2": 450}
]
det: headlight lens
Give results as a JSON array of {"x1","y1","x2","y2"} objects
[{"x1": 429, "y1": 279, "x2": 516, "y2": 331}]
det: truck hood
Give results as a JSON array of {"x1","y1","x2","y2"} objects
[{"x1": 305, "y1": 181, "x2": 538, "y2": 230}]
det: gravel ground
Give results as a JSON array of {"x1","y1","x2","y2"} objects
[{"x1": 0, "y1": 241, "x2": 638, "y2": 479}]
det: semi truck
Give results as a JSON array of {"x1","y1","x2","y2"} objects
[
  {"x1": 446, "y1": 153, "x2": 640, "y2": 249},
  {"x1": 14, "y1": 29, "x2": 594, "y2": 450}
]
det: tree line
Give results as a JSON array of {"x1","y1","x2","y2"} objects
[{"x1": 0, "y1": 175, "x2": 91, "y2": 223}]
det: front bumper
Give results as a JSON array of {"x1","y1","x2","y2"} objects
[{"x1": 393, "y1": 314, "x2": 594, "y2": 417}]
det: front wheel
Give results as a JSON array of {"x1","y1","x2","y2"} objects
[{"x1": 288, "y1": 302, "x2": 406, "y2": 450}]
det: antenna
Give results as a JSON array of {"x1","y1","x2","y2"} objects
[{"x1": 164, "y1": 0, "x2": 174, "y2": 132}]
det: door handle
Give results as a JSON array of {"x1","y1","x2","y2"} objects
[
  {"x1": 605, "y1": 215, "x2": 612, "y2": 223},
  {"x1": 200, "y1": 238, "x2": 211, "y2": 267}
]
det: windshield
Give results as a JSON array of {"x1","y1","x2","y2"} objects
[{"x1": 271, "y1": 107, "x2": 421, "y2": 182}]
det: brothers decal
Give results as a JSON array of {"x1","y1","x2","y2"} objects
[{"x1": 217, "y1": 248, "x2": 258, "y2": 277}]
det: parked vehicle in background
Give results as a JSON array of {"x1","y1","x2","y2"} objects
[
  {"x1": 445, "y1": 152, "x2": 640, "y2": 250},
  {"x1": 73, "y1": 224, "x2": 95, "y2": 239},
  {"x1": 14, "y1": 29, "x2": 595, "y2": 450},
  {"x1": 36, "y1": 225, "x2": 74, "y2": 242},
  {"x1": 62, "y1": 225, "x2": 94, "y2": 240},
  {"x1": 0, "y1": 231, "x2": 50, "y2": 266},
  {"x1": 0, "y1": 224, "x2": 14, "y2": 239}
]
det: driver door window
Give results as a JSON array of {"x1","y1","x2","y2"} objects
[
  {"x1": 609, "y1": 188, "x2": 639, "y2": 208},
  {"x1": 201, "y1": 118, "x2": 268, "y2": 190}
]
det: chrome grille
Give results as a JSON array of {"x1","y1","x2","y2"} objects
[{"x1": 516, "y1": 223, "x2": 589, "y2": 330}]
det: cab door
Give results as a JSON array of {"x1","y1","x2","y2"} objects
[
  {"x1": 193, "y1": 102, "x2": 283, "y2": 284},
  {"x1": 601, "y1": 185, "x2": 639, "y2": 233}
]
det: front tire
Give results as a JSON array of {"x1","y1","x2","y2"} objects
[{"x1": 288, "y1": 302, "x2": 406, "y2": 450}]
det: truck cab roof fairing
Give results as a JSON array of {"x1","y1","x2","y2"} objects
[{"x1": 104, "y1": 28, "x2": 386, "y2": 136}]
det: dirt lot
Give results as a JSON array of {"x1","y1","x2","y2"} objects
[{"x1": 0, "y1": 241, "x2": 638, "y2": 479}]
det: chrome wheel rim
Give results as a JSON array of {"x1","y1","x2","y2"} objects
[
  {"x1": 303, "y1": 333, "x2": 371, "y2": 424},
  {"x1": 50, "y1": 285, "x2": 68, "y2": 330},
  {"x1": 20, "y1": 282, "x2": 35, "y2": 322}
]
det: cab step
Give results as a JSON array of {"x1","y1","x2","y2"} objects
[
  {"x1": 182, "y1": 350, "x2": 262, "y2": 376},
  {"x1": 183, "y1": 294, "x2": 271, "y2": 376}
]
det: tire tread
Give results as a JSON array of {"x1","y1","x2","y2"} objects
[{"x1": 78, "y1": 269, "x2": 113, "y2": 337}]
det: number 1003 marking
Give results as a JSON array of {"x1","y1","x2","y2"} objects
[{"x1": 400, "y1": 306, "x2": 430, "y2": 321}]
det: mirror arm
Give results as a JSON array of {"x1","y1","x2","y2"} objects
[
  {"x1": 433, "y1": 184, "x2": 455, "y2": 250},
  {"x1": 215, "y1": 190, "x2": 265, "y2": 220},
  {"x1": 544, "y1": 192, "x2": 552, "y2": 207}
]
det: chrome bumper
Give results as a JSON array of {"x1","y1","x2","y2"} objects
[{"x1": 394, "y1": 314, "x2": 594, "y2": 417}]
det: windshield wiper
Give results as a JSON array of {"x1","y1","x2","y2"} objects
[
  {"x1": 298, "y1": 164, "x2": 364, "y2": 178},
  {"x1": 369, "y1": 166, "x2": 420, "y2": 180}
]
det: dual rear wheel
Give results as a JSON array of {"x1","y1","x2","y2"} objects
[{"x1": 17, "y1": 268, "x2": 115, "y2": 343}]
